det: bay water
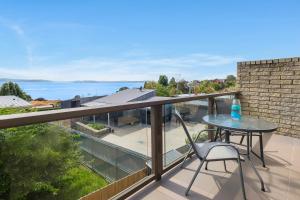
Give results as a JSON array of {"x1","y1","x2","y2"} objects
[{"x1": 0, "y1": 80, "x2": 145, "y2": 100}]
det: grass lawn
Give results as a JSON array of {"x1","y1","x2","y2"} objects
[{"x1": 63, "y1": 165, "x2": 108, "y2": 199}]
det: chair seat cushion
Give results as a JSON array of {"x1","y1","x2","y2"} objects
[{"x1": 195, "y1": 142, "x2": 239, "y2": 161}]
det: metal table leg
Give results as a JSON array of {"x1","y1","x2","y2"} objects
[
  {"x1": 245, "y1": 133, "x2": 266, "y2": 191},
  {"x1": 250, "y1": 132, "x2": 253, "y2": 148},
  {"x1": 214, "y1": 127, "x2": 220, "y2": 141},
  {"x1": 250, "y1": 132, "x2": 266, "y2": 167},
  {"x1": 225, "y1": 130, "x2": 230, "y2": 143},
  {"x1": 259, "y1": 132, "x2": 265, "y2": 167},
  {"x1": 239, "y1": 135, "x2": 245, "y2": 144},
  {"x1": 246, "y1": 132, "x2": 250, "y2": 159}
]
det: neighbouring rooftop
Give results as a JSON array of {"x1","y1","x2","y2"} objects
[
  {"x1": 0, "y1": 95, "x2": 31, "y2": 108},
  {"x1": 82, "y1": 88, "x2": 155, "y2": 107}
]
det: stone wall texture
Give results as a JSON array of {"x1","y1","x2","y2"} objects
[{"x1": 237, "y1": 57, "x2": 300, "y2": 137}]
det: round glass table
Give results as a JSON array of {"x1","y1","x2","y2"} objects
[
  {"x1": 202, "y1": 114, "x2": 277, "y2": 167},
  {"x1": 203, "y1": 114, "x2": 277, "y2": 133}
]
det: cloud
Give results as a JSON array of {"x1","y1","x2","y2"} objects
[
  {"x1": 0, "y1": 53, "x2": 242, "y2": 81},
  {"x1": 10, "y1": 24, "x2": 25, "y2": 36},
  {"x1": 0, "y1": 17, "x2": 241, "y2": 81},
  {"x1": 41, "y1": 21, "x2": 116, "y2": 33},
  {"x1": 0, "y1": 17, "x2": 34, "y2": 66}
]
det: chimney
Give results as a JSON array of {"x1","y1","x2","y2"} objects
[{"x1": 71, "y1": 95, "x2": 81, "y2": 108}]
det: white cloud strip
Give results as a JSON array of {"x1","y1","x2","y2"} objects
[{"x1": 0, "y1": 53, "x2": 242, "y2": 81}]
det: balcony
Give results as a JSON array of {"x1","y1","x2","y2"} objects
[
  {"x1": 127, "y1": 134, "x2": 300, "y2": 200},
  {"x1": 0, "y1": 57, "x2": 299, "y2": 200}
]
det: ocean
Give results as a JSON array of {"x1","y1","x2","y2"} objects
[{"x1": 0, "y1": 80, "x2": 145, "y2": 100}]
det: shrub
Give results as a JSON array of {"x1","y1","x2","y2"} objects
[
  {"x1": 185, "y1": 131, "x2": 208, "y2": 144},
  {"x1": 87, "y1": 123, "x2": 106, "y2": 130}
]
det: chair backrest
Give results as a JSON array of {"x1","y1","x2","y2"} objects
[{"x1": 173, "y1": 109, "x2": 202, "y2": 159}]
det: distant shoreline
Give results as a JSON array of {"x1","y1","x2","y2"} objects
[
  {"x1": 0, "y1": 78, "x2": 145, "y2": 83},
  {"x1": 0, "y1": 80, "x2": 145, "y2": 100}
]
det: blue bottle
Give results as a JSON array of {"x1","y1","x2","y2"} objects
[{"x1": 231, "y1": 98, "x2": 241, "y2": 120}]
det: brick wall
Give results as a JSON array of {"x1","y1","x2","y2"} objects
[{"x1": 237, "y1": 57, "x2": 300, "y2": 137}]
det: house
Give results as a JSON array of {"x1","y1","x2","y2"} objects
[
  {"x1": 60, "y1": 95, "x2": 105, "y2": 109},
  {"x1": 80, "y1": 89, "x2": 156, "y2": 127},
  {"x1": 82, "y1": 88, "x2": 156, "y2": 107},
  {"x1": 0, "y1": 95, "x2": 31, "y2": 108}
]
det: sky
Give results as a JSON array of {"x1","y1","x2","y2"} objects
[{"x1": 0, "y1": 0, "x2": 300, "y2": 81}]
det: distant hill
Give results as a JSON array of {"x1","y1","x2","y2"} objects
[
  {"x1": 0, "y1": 78, "x2": 144, "y2": 83},
  {"x1": 72, "y1": 80, "x2": 144, "y2": 83},
  {"x1": 0, "y1": 78, "x2": 52, "y2": 82}
]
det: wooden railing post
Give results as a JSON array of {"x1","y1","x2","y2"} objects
[
  {"x1": 150, "y1": 105, "x2": 163, "y2": 181},
  {"x1": 208, "y1": 97, "x2": 215, "y2": 141}
]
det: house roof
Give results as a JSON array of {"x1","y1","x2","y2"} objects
[
  {"x1": 82, "y1": 89, "x2": 155, "y2": 107},
  {"x1": 0, "y1": 95, "x2": 31, "y2": 108},
  {"x1": 146, "y1": 96, "x2": 170, "y2": 101}
]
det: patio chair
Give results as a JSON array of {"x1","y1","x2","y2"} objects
[
  {"x1": 173, "y1": 110, "x2": 247, "y2": 199},
  {"x1": 181, "y1": 97, "x2": 247, "y2": 170}
]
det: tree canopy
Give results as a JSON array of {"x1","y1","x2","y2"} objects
[
  {"x1": 118, "y1": 86, "x2": 129, "y2": 92},
  {"x1": 225, "y1": 75, "x2": 236, "y2": 88},
  {"x1": 158, "y1": 75, "x2": 168, "y2": 86},
  {"x1": 144, "y1": 76, "x2": 181, "y2": 97},
  {"x1": 144, "y1": 74, "x2": 236, "y2": 97},
  {"x1": 169, "y1": 77, "x2": 176, "y2": 87},
  {"x1": 0, "y1": 82, "x2": 32, "y2": 101},
  {"x1": 0, "y1": 108, "x2": 107, "y2": 200},
  {"x1": 144, "y1": 81, "x2": 157, "y2": 89}
]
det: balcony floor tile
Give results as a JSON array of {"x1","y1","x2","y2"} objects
[{"x1": 127, "y1": 134, "x2": 300, "y2": 200}]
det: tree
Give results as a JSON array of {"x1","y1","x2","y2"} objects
[
  {"x1": 34, "y1": 97, "x2": 47, "y2": 101},
  {"x1": 144, "y1": 81, "x2": 157, "y2": 89},
  {"x1": 155, "y1": 84, "x2": 170, "y2": 97},
  {"x1": 158, "y1": 75, "x2": 168, "y2": 86},
  {"x1": 168, "y1": 86, "x2": 177, "y2": 96},
  {"x1": 0, "y1": 124, "x2": 80, "y2": 199},
  {"x1": 0, "y1": 82, "x2": 32, "y2": 101},
  {"x1": 169, "y1": 77, "x2": 176, "y2": 88},
  {"x1": 0, "y1": 108, "x2": 107, "y2": 200},
  {"x1": 211, "y1": 82, "x2": 224, "y2": 91},
  {"x1": 225, "y1": 75, "x2": 236, "y2": 88},
  {"x1": 118, "y1": 86, "x2": 129, "y2": 92},
  {"x1": 177, "y1": 80, "x2": 189, "y2": 94},
  {"x1": 198, "y1": 80, "x2": 216, "y2": 94},
  {"x1": 194, "y1": 85, "x2": 201, "y2": 95},
  {"x1": 226, "y1": 75, "x2": 236, "y2": 82}
]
